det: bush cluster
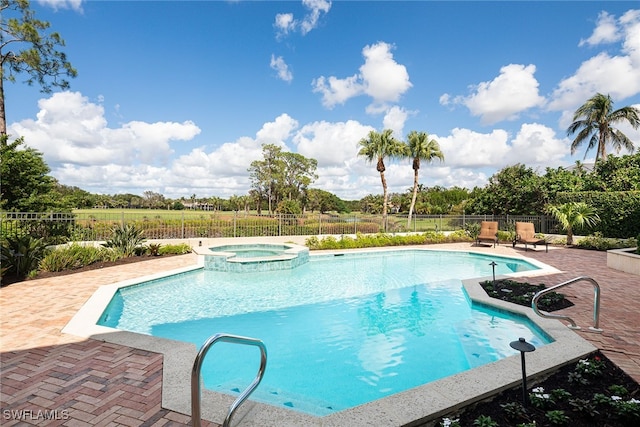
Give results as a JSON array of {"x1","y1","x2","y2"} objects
[
  {"x1": 1, "y1": 224, "x2": 193, "y2": 283},
  {"x1": 574, "y1": 233, "x2": 637, "y2": 251},
  {"x1": 304, "y1": 230, "x2": 471, "y2": 250}
]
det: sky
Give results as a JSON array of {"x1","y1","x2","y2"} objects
[{"x1": 5, "y1": 0, "x2": 640, "y2": 201}]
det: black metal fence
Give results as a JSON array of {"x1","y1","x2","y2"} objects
[{"x1": 0, "y1": 211, "x2": 561, "y2": 243}]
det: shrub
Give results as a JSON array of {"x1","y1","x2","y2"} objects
[
  {"x1": 157, "y1": 243, "x2": 192, "y2": 255},
  {"x1": 39, "y1": 244, "x2": 120, "y2": 272},
  {"x1": 574, "y1": 233, "x2": 637, "y2": 251},
  {"x1": 464, "y1": 222, "x2": 481, "y2": 241},
  {"x1": 1, "y1": 234, "x2": 47, "y2": 279},
  {"x1": 103, "y1": 224, "x2": 146, "y2": 257}
]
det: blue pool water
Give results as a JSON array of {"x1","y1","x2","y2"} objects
[
  {"x1": 99, "y1": 249, "x2": 550, "y2": 415},
  {"x1": 209, "y1": 243, "x2": 289, "y2": 258}
]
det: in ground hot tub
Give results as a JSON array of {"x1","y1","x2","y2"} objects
[{"x1": 200, "y1": 243, "x2": 309, "y2": 272}]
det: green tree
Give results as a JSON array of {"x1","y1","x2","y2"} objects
[
  {"x1": 1, "y1": 0, "x2": 77, "y2": 138},
  {"x1": 280, "y1": 151, "x2": 318, "y2": 202},
  {"x1": 547, "y1": 202, "x2": 600, "y2": 245},
  {"x1": 567, "y1": 93, "x2": 640, "y2": 163},
  {"x1": 0, "y1": 135, "x2": 61, "y2": 211},
  {"x1": 585, "y1": 152, "x2": 640, "y2": 191},
  {"x1": 403, "y1": 130, "x2": 444, "y2": 227},
  {"x1": 357, "y1": 129, "x2": 405, "y2": 217},
  {"x1": 248, "y1": 144, "x2": 284, "y2": 214},
  {"x1": 248, "y1": 144, "x2": 318, "y2": 215},
  {"x1": 306, "y1": 188, "x2": 347, "y2": 213},
  {"x1": 466, "y1": 164, "x2": 543, "y2": 215}
]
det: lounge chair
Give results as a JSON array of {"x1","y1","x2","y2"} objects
[
  {"x1": 476, "y1": 221, "x2": 499, "y2": 247},
  {"x1": 514, "y1": 222, "x2": 548, "y2": 252}
]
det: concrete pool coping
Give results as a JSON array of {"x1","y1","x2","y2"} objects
[{"x1": 62, "y1": 247, "x2": 597, "y2": 426}]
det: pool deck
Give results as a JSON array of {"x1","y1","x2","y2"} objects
[{"x1": 1, "y1": 238, "x2": 639, "y2": 426}]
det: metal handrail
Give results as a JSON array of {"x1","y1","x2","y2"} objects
[
  {"x1": 531, "y1": 276, "x2": 602, "y2": 333},
  {"x1": 191, "y1": 333, "x2": 267, "y2": 427}
]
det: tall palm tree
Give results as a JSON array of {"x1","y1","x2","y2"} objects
[
  {"x1": 358, "y1": 129, "x2": 405, "y2": 217},
  {"x1": 547, "y1": 202, "x2": 600, "y2": 245},
  {"x1": 567, "y1": 93, "x2": 640, "y2": 162},
  {"x1": 404, "y1": 130, "x2": 444, "y2": 228}
]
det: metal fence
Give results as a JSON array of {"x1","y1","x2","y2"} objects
[{"x1": 0, "y1": 211, "x2": 560, "y2": 243}]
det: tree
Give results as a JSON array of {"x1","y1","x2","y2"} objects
[
  {"x1": 466, "y1": 164, "x2": 544, "y2": 215},
  {"x1": 403, "y1": 130, "x2": 444, "y2": 228},
  {"x1": 584, "y1": 152, "x2": 640, "y2": 191},
  {"x1": 567, "y1": 93, "x2": 640, "y2": 163},
  {"x1": 1, "y1": 0, "x2": 77, "y2": 138},
  {"x1": 0, "y1": 135, "x2": 60, "y2": 211},
  {"x1": 547, "y1": 202, "x2": 600, "y2": 245},
  {"x1": 357, "y1": 129, "x2": 405, "y2": 217},
  {"x1": 306, "y1": 188, "x2": 347, "y2": 213},
  {"x1": 248, "y1": 144, "x2": 318, "y2": 215}
]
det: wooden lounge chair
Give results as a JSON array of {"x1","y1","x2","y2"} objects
[
  {"x1": 514, "y1": 222, "x2": 548, "y2": 252},
  {"x1": 476, "y1": 221, "x2": 499, "y2": 247}
]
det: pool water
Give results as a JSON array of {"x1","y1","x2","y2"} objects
[
  {"x1": 99, "y1": 250, "x2": 549, "y2": 416},
  {"x1": 209, "y1": 243, "x2": 289, "y2": 258}
]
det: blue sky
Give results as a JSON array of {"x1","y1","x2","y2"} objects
[{"x1": 5, "y1": 0, "x2": 640, "y2": 200}]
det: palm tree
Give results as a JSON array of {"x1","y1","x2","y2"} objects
[
  {"x1": 547, "y1": 202, "x2": 600, "y2": 245},
  {"x1": 567, "y1": 93, "x2": 640, "y2": 162},
  {"x1": 358, "y1": 129, "x2": 405, "y2": 217},
  {"x1": 404, "y1": 130, "x2": 444, "y2": 228}
]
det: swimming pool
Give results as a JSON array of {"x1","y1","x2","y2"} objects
[{"x1": 98, "y1": 249, "x2": 550, "y2": 416}]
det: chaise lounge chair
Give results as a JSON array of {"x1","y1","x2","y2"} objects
[
  {"x1": 476, "y1": 221, "x2": 499, "y2": 247},
  {"x1": 514, "y1": 222, "x2": 548, "y2": 252}
]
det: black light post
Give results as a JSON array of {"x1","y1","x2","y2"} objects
[
  {"x1": 510, "y1": 337, "x2": 536, "y2": 407},
  {"x1": 489, "y1": 261, "x2": 497, "y2": 285}
]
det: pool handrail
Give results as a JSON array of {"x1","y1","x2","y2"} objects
[
  {"x1": 531, "y1": 276, "x2": 602, "y2": 333},
  {"x1": 191, "y1": 333, "x2": 268, "y2": 427}
]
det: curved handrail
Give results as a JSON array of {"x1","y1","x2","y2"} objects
[
  {"x1": 531, "y1": 276, "x2": 602, "y2": 333},
  {"x1": 191, "y1": 333, "x2": 267, "y2": 427}
]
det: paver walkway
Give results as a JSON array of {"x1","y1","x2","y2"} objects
[{"x1": 1, "y1": 242, "x2": 638, "y2": 426}]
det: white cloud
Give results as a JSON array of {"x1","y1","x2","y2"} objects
[
  {"x1": 360, "y1": 42, "x2": 412, "y2": 104},
  {"x1": 444, "y1": 64, "x2": 545, "y2": 125},
  {"x1": 382, "y1": 106, "x2": 410, "y2": 137},
  {"x1": 274, "y1": 0, "x2": 331, "y2": 37},
  {"x1": 548, "y1": 9, "x2": 640, "y2": 111},
  {"x1": 270, "y1": 54, "x2": 293, "y2": 82},
  {"x1": 313, "y1": 42, "x2": 412, "y2": 110},
  {"x1": 293, "y1": 119, "x2": 372, "y2": 166},
  {"x1": 8, "y1": 92, "x2": 200, "y2": 167},
  {"x1": 579, "y1": 11, "x2": 621, "y2": 46},
  {"x1": 37, "y1": 0, "x2": 83, "y2": 12},
  {"x1": 504, "y1": 123, "x2": 569, "y2": 166},
  {"x1": 300, "y1": 0, "x2": 332, "y2": 35},
  {"x1": 312, "y1": 75, "x2": 363, "y2": 109},
  {"x1": 435, "y1": 128, "x2": 511, "y2": 168},
  {"x1": 274, "y1": 13, "x2": 295, "y2": 37},
  {"x1": 434, "y1": 123, "x2": 568, "y2": 171}
]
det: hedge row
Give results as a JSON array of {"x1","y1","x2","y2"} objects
[{"x1": 556, "y1": 191, "x2": 640, "y2": 238}]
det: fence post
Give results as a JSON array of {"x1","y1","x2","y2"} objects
[{"x1": 181, "y1": 211, "x2": 185, "y2": 239}]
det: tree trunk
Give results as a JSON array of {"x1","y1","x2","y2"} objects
[
  {"x1": 407, "y1": 169, "x2": 419, "y2": 229},
  {"x1": 380, "y1": 171, "x2": 388, "y2": 217},
  {"x1": 0, "y1": 73, "x2": 7, "y2": 142}
]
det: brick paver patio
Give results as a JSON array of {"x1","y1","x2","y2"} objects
[{"x1": 1, "y1": 242, "x2": 638, "y2": 426}]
